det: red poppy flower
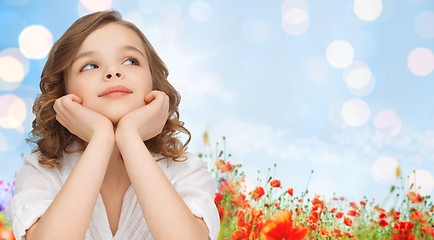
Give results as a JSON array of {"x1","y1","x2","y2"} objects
[
  {"x1": 307, "y1": 211, "x2": 320, "y2": 224},
  {"x1": 320, "y1": 228, "x2": 328, "y2": 236},
  {"x1": 287, "y1": 188, "x2": 294, "y2": 196},
  {"x1": 217, "y1": 205, "x2": 225, "y2": 222},
  {"x1": 312, "y1": 195, "x2": 324, "y2": 207},
  {"x1": 215, "y1": 159, "x2": 234, "y2": 173},
  {"x1": 311, "y1": 204, "x2": 321, "y2": 212},
  {"x1": 421, "y1": 224, "x2": 434, "y2": 237},
  {"x1": 344, "y1": 217, "x2": 353, "y2": 227},
  {"x1": 260, "y1": 210, "x2": 310, "y2": 240},
  {"x1": 249, "y1": 186, "x2": 265, "y2": 201},
  {"x1": 335, "y1": 212, "x2": 344, "y2": 219},
  {"x1": 219, "y1": 182, "x2": 235, "y2": 195},
  {"x1": 391, "y1": 221, "x2": 415, "y2": 240},
  {"x1": 274, "y1": 202, "x2": 280, "y2": 208},
  {"x1": 330, "y1": 229, "x2": 342, "y2": 238},
  {"x1": 410, "y1": 211, "x2": 425, "y2": 224},
  {"x1": 406, "y1": 191, "x2": 423, "y2": 204},
  {"x1": 378, "y1": 218, "x2": 388, "y2": 227},
  {"x1": 348, "y1": 210, "x2": 360, "y2": 217},
  {"x1": 214, "y1": 192, "x2": 224, "y2": 203},
  {"x1": 344, "y1": 232, "x2": 354, "y2": 238},
  {"x1": 310, "y1": 223, "x2": 319, "y2": 231},
  {"x1": 349, "y1": 202, "x2": 358, "y2": 210},
  {"x1": 231, "y1": 193, "x2": 247, "y2": 207},
  {"x1": 270, "y1": 179, "x2": 282, "y2": 188},
  {"x1": 360, "y1": 200, "x2": 366, "y2": 206},
  {"x1": 330, "y1": 208, "x2": 337, "y2": 213},
  {"x1": 231, "y1": 229, "x2": 248, "y2": 240}
]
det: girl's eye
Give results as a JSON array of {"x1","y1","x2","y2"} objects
[
  {"x1": 81, "y1": 63, "x2": 98, "y2": 71},
  {"x1": 123, "y1": 58, "x2": 139, "y2": 65}
]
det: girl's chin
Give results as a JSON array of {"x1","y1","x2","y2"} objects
[
  {"x1": 108, "y1": 115, "x2": 123, "y2": 125},
  {"x1": 101, "y1": 112, "x2": 126, "y2": 125}
]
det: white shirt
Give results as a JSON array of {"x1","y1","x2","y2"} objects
[{"x1": 7, "y1": 150, "x2": 220, "y2": 240}]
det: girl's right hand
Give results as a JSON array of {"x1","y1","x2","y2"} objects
[{"x1": 53, "y1": 94, "x2": 114, "y2": 142}]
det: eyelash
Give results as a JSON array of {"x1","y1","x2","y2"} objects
[
  {"x1": 79, "y1": 57, "x2": 140, "y2": 72},
  {"x1": 123, "y1": 57, "x2": 140, "y2": 66},
  {"x1": 80, "y1": 62, "x2": 98, "y2": 72}
]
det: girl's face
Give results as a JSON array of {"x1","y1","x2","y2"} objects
[{"x1": 65, "y1": 23, "x2": 153, "y2": 124}]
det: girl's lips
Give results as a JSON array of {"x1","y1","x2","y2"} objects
[{"x1": 99, "y1": 85, "x2": 132, "y2": 98}]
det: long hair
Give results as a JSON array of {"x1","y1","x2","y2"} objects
[{"x1": 28, "y1": 10, "x2": 191, "y2": 167}]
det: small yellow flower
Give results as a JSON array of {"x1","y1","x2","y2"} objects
[
  {"x1": 203, "y1": 130, "x2": 209, "y2": 145},
  {"x1": 396, "y1": 165, "x2": 401, "y2": 178}
]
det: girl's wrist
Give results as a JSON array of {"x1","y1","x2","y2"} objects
[
  {"x1": 90, "y1": 126, "x2": 115, "y2": 145},
  {"x1": 115, "y1": 126, "x2": 141, "y2": 148}
]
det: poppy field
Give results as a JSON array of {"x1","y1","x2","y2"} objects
[
  {"x1": 203, "y1": 137, "x2": 434, "y2": 240},
  {"x1": 0, "y1": 137, "x2": 433, "y2": 240}
]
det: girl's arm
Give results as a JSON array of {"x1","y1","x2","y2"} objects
[
  {"x1": 26, "y1": 94, "x2": 115, "y2": 240},
  {"x1": 116, "y1": 91, "x2": 209, "y2": 240}
]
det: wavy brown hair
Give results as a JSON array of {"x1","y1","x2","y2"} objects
[{"x1": 28, "y1": 10, "x2": 191, "y2": 168}]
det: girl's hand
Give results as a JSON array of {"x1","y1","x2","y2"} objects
[
  {"x1": 116, "y1": 90, "x2": 169, "y2": 142},
  {"x1": 53, "y1": 94, "x2": 114, "y2": 142}
]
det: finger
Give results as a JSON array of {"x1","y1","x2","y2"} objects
[
  {"x1": 144, "y1": 91, "x2": 158, "y2": 104},
  {"x1": 61, "y1": 95, "x2": 84, "y2": 114},
  {"x1": 144, "y1": 90, "x2": 168, "y2": 104},
  {"x1": 69, "y1": 94, "x2": 83, "y2": 104}
]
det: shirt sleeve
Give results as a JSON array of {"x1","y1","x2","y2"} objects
[
  {"x1": 169, "y1": 153, "x2": 220, "y2": 240},
  {"x1": 7, "y1": 153, "x2": 59, "y2": 240}
]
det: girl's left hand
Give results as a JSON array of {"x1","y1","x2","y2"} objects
[{"x1": 116, "y1": 90, "x2": 169, "y2": 142}]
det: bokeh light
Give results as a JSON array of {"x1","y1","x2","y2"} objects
[
  {"x1": 407, "y1": 48, "x2": 434, "y2": 76},
  {"x1": 353, "y1": 0, "x2": 383, "y2": 21},
  {"x1": 0, "y1": 48, "x2": 29, "y2": 75},
  {"x1": 415, "y1": 11, "x2": 434, "y2": 39},
  {"x1": 80, "y1": 0, "x2": 112, "y2": 12},
  {"x1": 407, "y1": 169, "x2": 434, "y2": 196},
  {"x1": 326, "y1": 40, "x2": 355, "y2": 68},
  {"x1": 342, "y1": 98, "x2": 370, "y2": 127},
  {"x1": 0, "y1": 57, "x2": 25, "y2": 84},
  {"x1": 0, "y1": 95, "x2": 27, "y2": 130},
  {"x1": 281, "y1": 0, "x2": 309, "y2": 36},
  {"x1": 189, "y1": 0, "x2": 212, "y2": 22},
  {"x1": 343, "y1": 61, "x2": 375, "y2": 96},
  {"x1": 372, "y1": 156, "x2": 398, "y2": 183},
  {"x1": 374, "y1": 109, "x2": 402, "y2": 137},
  {"x1": 19, "y1": 25, "x2": 53, "y2": 59},
  {"x1": 0, "y1": 54, "x2": 26, "y2": 91}
]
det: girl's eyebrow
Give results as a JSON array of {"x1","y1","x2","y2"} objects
[
  {"x1": 122, "y1": 45, "x2": 146, "y2": 58},
  {"x1": 71, "y1": 45, "x2": 145, "y2": 65},
  {"x1": 71, "y1": 51, "x2": 96, "y2": 65}
]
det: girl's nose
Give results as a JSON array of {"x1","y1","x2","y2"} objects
[{"x1": 105, "y1": 72, "x2": 122, "y2": 80}]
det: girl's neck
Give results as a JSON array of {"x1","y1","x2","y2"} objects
[{"x1": 103, "y1": 145, "x2": 130, "y2": 186}]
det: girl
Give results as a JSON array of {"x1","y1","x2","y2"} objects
[{"x1": 7, "y1": 10, "x2": 220, "y2": 240}]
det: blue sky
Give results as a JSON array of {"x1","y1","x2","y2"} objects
[{"x1": 0, "y1": 0, "x2": 433, "y2": 206}]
